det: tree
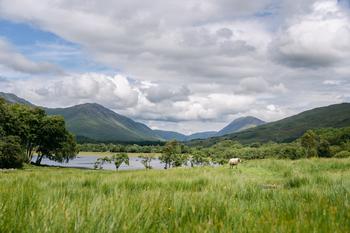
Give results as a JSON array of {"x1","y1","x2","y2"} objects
[
  {"x1": 35, "y1": 116, "x2": 77, "y2": 165},
  {"x1": 172, "y1": 153, "x2": 189, "y2": 167},
  {"x1": 111, "y1": 153, "x2": 129, "y2": 170},
  {"x1": 94, "y1": 156, "x2": 111, "y2": 169},
  {"x1": 94, "y1": 153, "x2": 129, "y2": 170},
  {"x1": 0, "y1": 136, "x2": 25, "y2": 168},
  {"x1": 0, "y1": 99, "x2": 78, "y2": 166},
  {"x1": 139, "y1": 155, "x2": 153, "y2": 169},
  {"x1": 300, "y1": 130, "x2": 319, "y2": 157},
  {"x1": 189, "y1": 151, "x2": 210, "y2": 167},
  {"x1": 159, "y1": 140, "x2": 181, "y2": 169},
  {"x1": 317, "y1": 139, "x2": 331, "y2": 158}
]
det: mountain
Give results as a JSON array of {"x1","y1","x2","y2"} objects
[
  {"x1": 153, "y1": 130, "x2": 217, "y2": 141},
  {"x1": 216, "y1": 116, "x2": 265, "y2": 136},
  {"x1": 45, "y1": 103, "x2": 161, "y2": 142},
  {"x1": 0, "y1": 92, "x2": 35, "y2": 106},
  {"x1": 153, "y1": 130, "x2": 188, "y2": 141},
  {"x1": 155, "y1": 116, "x2": 265, "y2": 141},
  {"x1": 191, "y1": 103, "x2": 350, "y2": 146},
  {"x1": 186, "y1": 131, "x2": 218, "y2": 141}
]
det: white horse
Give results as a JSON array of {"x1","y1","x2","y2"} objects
[{"x1": 229, "y1": 158, "x2": 241, "y2": 168}]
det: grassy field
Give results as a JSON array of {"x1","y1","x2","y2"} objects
[
  {"x1": 0, "y1": 158, "x2": 349, "y2": 233},
  {"x1": 78, "y1": 152, "x2": 161, "y2": 158}
]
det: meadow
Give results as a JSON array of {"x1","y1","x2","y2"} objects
[{"x1": 0, "y1": 158, "x2": 349, "y2": 233}]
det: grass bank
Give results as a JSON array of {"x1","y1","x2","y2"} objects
[{"x1": 0, "y1": 158, "x2": 349, "y2": 233}]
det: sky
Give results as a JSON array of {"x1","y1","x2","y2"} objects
[{"x1": 0, "y1": 0, "x2": 350, "y2": 134}]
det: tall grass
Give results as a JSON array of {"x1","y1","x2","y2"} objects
[{"x1": 0, "y1": 158, "x2": 349, "y2": 233}]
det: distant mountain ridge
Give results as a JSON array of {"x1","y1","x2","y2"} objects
[
  {"x1": 0, "y1": 92, "x2": 266, "y2": 142},
  {"x1": 153, "y1": 117, "x2": 265, "y2": 141},
  {"x1": 190, "y1": 102, "x2": 350, "y2": 146}
]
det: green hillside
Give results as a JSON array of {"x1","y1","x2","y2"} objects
[
  {"x1": 190, "y1": 103, "x2": 350, "y2": 146},
  {"x1": 0, "y1": 92, "x2": 34, "y2": 106},
  {"x1": 45, "y1": 103, "x2": 161, "y2": 143},
  {"x1": 216, "y1": 116, "x2": 265, "y2": 136}
]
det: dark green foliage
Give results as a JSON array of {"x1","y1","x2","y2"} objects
[
  {"x1": 275, "y1": 145, "x2": 306, "y2": 160},
  {"x1": 78, "y1": 143, "x2": 163, "y2": 153},
  {"x1": 0, "y1": 136, "x2": 25, "y2": 168},
  {"x1": 317, "y1": 139, "x2": 331, "y2": 158},
  {"x1": 35, "y1": 116, "x2": 78, "y2": 164},
  {"x1": 0, "y1": 97, "x2": 77, "y2": 166}
]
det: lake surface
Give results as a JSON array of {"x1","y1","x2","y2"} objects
[{"x1": 32, "y1": 156, "x2": 166, "y2": 171}]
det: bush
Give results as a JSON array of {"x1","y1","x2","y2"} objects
[
  {"x1": 334, "y1": 151, "x2": 350, "y2": 158},
  {"x1": 318, "y1": 139, "x2": 331, "y2": 158},
  {"x1": 0, "y1": 136, "x2": 25, "y2": 168},
  {"x1": 276, "y1": 145, "x2": 306, "y2": 160}
]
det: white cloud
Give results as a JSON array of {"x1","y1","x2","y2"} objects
[
  {"x1": 239, "y1": 77, "x2": 287, "y2": 94},
  {"x1": 272, "y1": 0, "x2": 350, "y2": 68},
  {"x1": 323, "y1": 80, "x2": 342, "y2": 85},
  {"x1": 0, "y1": 0, "x2": 349, "y2": 133},
  {"x1": 0, "y1": 38, "x2": 63, "y2": 74},
  {"x1": 3, "y1": 73, "x2": 139, "y2": 109}
]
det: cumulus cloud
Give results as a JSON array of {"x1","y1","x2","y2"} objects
[
  {"x1": 0, "y1": 0, "x2": 349, "y2": 133},
  {"x1": 238, "y1": 77, "x2": 287, "y2": 94},
  {"x1": 144, "y1": 85, "x2": 191, "y2": 103},
  {"x1": 272, "y1": 0, "x2": 350, "y2": 68},
  {"x1": 0, "y1": 38, "x2": 63, "y2": 74},
  {"x1": 3, "y1": 73, "x2": 139, "y2": 109}
]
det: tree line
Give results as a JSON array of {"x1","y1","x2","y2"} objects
[{"x1": 0, "y1": 98, "x2": 78, "y2": 168}]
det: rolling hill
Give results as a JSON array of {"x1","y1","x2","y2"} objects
[
  {"x1": 0, "y1": 92, "x2": 35, "y2": 106},
  {"x1": 45, "y1": 103, "x2": 161, "y2": 142},
  {"x1": 190, "y1": 103, "x2": 350, "y2": 146}
]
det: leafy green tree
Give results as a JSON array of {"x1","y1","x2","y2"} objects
[
  {"x1": 94, "y1": 156, "x2": 111, "y2": 169},
  {"x1": 159, "y1": 140, "x2": 181, "y2": 169},
  {"x1": 189, "y1": 151, "x2": 210, "y2": 167},
  {"x1": 111, "y1": 153, "x2": 129, "y2": 170},
  {"x1": 94, "y1": 154, "x2": 129, "y2": 170},
  {"x1": 172, "y1": 153, "x2": 189, "y2": 167},
  {"x1": 300, "y1": 130, "x2": 319, "y2": 157},
  {"x1": 139, "y1": 155, "x2": 153, "y2": 169},
  {"x1": 317, "y1": 139, "x2": 331, "y2": 158},
  {"x1": 0, "y1": 136, "x2": 25, "y2": 168},
  {"x1": 35, "y1": 116, "x2": 77, "y2": 164}
]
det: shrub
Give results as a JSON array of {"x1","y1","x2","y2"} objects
[
  {"x1": 318, "y1": 139, "x2": 331, "y2": 158},
  {"x1": 334, "y1": 151, "x2": 350, "y2": 158},
  {"x1": 0, "y1": 136, "x2": 25, "y2": 169},
  {"x1": 276, "y1": 145, "x2": 306, "y2": 160}
]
